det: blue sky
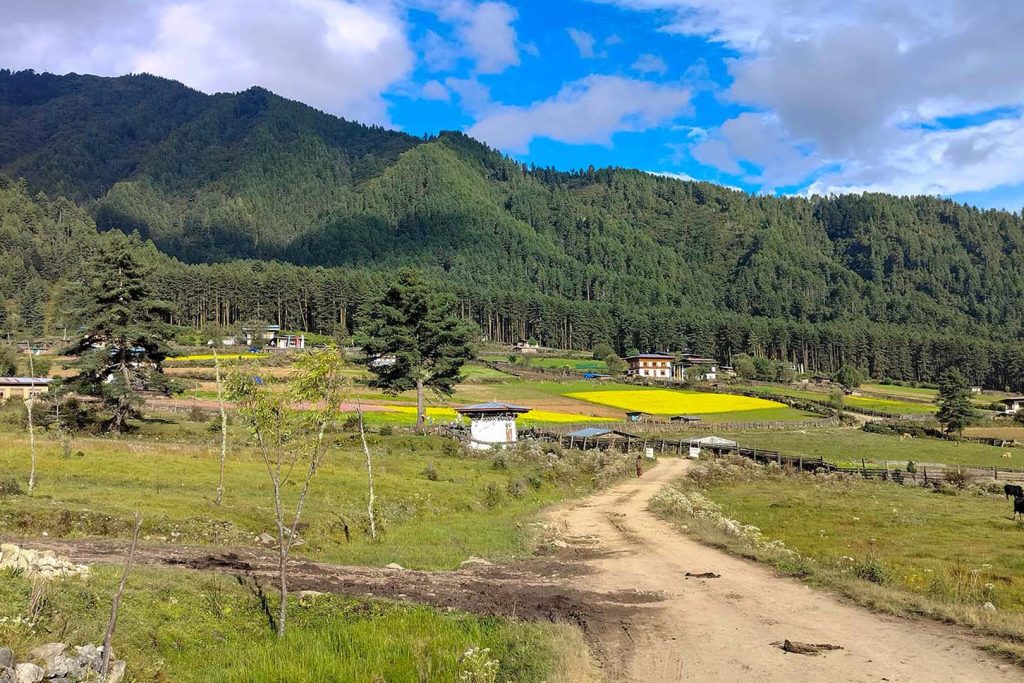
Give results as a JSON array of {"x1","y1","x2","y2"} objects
[{"x1": 3, "y1": 0, "x2": 1024, "y2": 210}]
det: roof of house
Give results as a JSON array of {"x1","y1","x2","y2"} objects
[
  {"x1": 625, "y1": 353, "x2": 675, "y2": 360},
  {"x1": 677, "y1": 355, "x2": 718, "y2": 365},
  {"x1": 455, "y1": 402, "x2": 531, "y2": 414},
  {"x1": 1000, "y1": 397, "x2": 1024, "y2": 403},
  {"x1": 685, "y1": 436, "x2": 738, "y2": 448},
  {"x1": 566, "y1": 427, "x2": 614, "y2": 439},
  {"x1": 671, "y1": 415, "x2": 703, "y2": 421},
  {"x1": 0, "y1": 377, "x2": 51, "y2": 386}
]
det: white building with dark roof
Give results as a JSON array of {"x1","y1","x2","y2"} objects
[{"x1": 455, "y1": 402, "x2": 531, "y2": 450}]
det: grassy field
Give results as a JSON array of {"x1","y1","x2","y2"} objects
[
  {"x1": 0, "y1": 564, "x2": 589, "y2": 682},
  {"x1": 742, "y1": 385, "x2": 935, "y2": 415},
  {"x1": 526, "y1": 357, "x2": 608, "y2": 372},
  {"x1": 0, "y1": 426, "x2": 632, "y2": 570},
  {"x1": 652, "y1": 458, "x2": 1024, "y2": 661},
  {"x1": 718, "y1": 426, "x2": 1023, "y2": 469},
  {"x1": 0, "y1": 412, "x2": 635, "y2": 681}
]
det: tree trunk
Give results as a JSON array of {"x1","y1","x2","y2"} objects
[
  {"x1": 27, "y1": 353, "x2": 36, "y2": 493},
  {"x1": 416, "y1": 379, "x2": 425, "y2": 432},
  {"x1": 214, "y1": 348, "x2": 228, "y2": 505},
  {"x1": 357, "y1": 405, "x2": 378, "y2": 541}
]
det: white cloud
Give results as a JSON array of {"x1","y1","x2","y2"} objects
[
  {"x1": 631, "y1": 53, "x2": 668, "y2": 74},
  {"x1": 420, "y1": 79, "x2": 450, "y2": 101},
  {"x1": 0, "y1": 0, "x2": 414, "y2": 124},
  {"x1": 467, "y1": 75, "x2": 691, "y2": 153},
  {"x1": 425, "y1": 0, "x2": 521, "y2": 74},
  {"x1": 593, "y1": 0, "x2": 1024, "y2": 200},
  {"x1": 806, "y1": 115, "x2": 1024, "y2": 197},
  {"x1": 647, "y1": 170, "x2": 693, "y2": 181},
  {"x1": 444, "y1": 77, "x2": 491, "y2": 113},
  {"x1": 568, "y1": 28, "x2": 599, "y2": 58}
]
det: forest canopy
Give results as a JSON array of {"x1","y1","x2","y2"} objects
[{"x1": 3, "y1": 69, "x2": 1024, "y2": 389}]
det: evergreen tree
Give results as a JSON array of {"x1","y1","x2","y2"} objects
[
  {"x1": 64, "y1": 233, "x2": 173, "y2": 432},
  {"x1": 936, "y1": 368, "x2": 976, "y2": 435},
  {"x1": 356, "y1": 271, "x2": 476, "y2": 431},
  {"x1": 835, "y1": 364, "x2": 866, "y2": 390}
]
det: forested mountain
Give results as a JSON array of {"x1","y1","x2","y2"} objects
[{"x1": 4, "y1": 69, "x2": 1024, "y2": 386}]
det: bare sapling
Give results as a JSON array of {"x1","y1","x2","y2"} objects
[
  {"x1": 356, "y1": 401, "x2": 377, "y2": 541},
  {"x1": 101, "y1": 512, "x2": 142, "y2": 679},
  {"x1": 227, "y1": 347, "x2": 346, "y2": 637},
  {"x1": 27, "y1": 350, "x2": 37, "y2": 492},
  {"x1": 213, "y1": 347, "x2": 228, "y2": 505}
]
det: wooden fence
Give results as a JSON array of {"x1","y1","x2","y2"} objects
[
  {"x1": 524, "y1": 429, "x2": 1024, "y2": 485},
  {"x1": 541, "y1": 416, "x2": 841, "y2": 435}
]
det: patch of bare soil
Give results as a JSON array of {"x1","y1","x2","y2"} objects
[{"x1": 8, "y1": 537, "x2": 660, "y2": 662}]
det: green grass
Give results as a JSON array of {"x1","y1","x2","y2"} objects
[
  {"x1": 703, "y1": 476, "x2": 1024, "y2": 608},
  {"x1": 0, "y1": 565, "x2": 588, "y2": 682},
  {"x1": 527, "y1": 357, "x2": 609, "y2": 372},
  {"x1": 0, "y1": 427, "x2": 628, "y2": 570},
  {"x1": 694, "y1": 406, "x2": 822, "y2": 423},
  {"x1": 717, "y1": 427, "x2": 1023, "y2": 469},
  {"x1": 740, "y1": 385, "x2": 935, "y2": 415}
]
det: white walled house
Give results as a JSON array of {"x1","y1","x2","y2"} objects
[
  {"x1": 455, "y1": 402, "x2": 531, "y2": 450},
  {"x1": 672, "y1": 354, "x2": 720, "y2": 381},
  {"x1": 625, "y1": 353, "x2": 674, "y2": 378},
  {"x1": 1000, "y1": 397, "x2": 1024, "y2": 415}
]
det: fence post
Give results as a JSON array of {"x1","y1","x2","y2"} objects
[
  {"x1": 994, "y1": 466, "x2": 997, "y2": 480},
  {"x1": 924, "y1": 466, "x2": 928, "y2": 484},
  {"x1": 799, "y1": 457, "x2": 803, "y2": 471},
  {"x1": 569, "y1": 436, "x2": 575, "y2": 450}
]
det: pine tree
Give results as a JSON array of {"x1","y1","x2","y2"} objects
[
  {"x1": 64, "y1": 233, "x2": 173, "y2": 432},
  {"x1": 356, "y1": 271, "x2": 476, "y2": 430},
  {"x1": 936, "y1": 368, "x2": 976, "y2": 435}
]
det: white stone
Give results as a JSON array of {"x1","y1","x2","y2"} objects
[
  {"x1": 385, "y1": 563, "x2": 404, "y2": 570},
  {"x1": 13, "y1": 663, "x2": 44, "y2": 683}
]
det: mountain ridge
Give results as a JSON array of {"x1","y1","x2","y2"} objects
[{"x1": 2, "y1": 68, "x2": 1024, "y2": 340}]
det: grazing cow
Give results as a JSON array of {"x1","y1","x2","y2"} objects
[
  {"x1": 1005, "y1": 483, "x2": 1024, "y2": 500},
  {"x1": 1015, "y1": 496, "x2": 1024, "y2": 521}
]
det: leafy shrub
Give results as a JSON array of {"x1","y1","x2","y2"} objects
[
  {"x1": 491, "y1": 454, "x2": 508, "y2": 471},
  {"x1": 506, "y1": 479, "x2": 526, "y2": 499},
  {"x1": 187, "y1": 405, "x2": 207, "y2": 422},
  {"x1": 482, "y1": 482, "x2": 503, "y2": 508},
  {"x1": 378, "y1": 425, "x2": 393, "y2": 436},
  {"x1": 441, "y1": 439, "x2": 461, "y2": 458},
  {"x1": 944, "y1": 467, "x2": 971, "y2": 489},
  {"x1": 423, "y1": 462, "x2": 439, "y2": 481},
  {"x1": 906, "y1": 460, "x2": 917, "y2": 473},
  {"x1": 526, "y1": 471, "x2": 543, "y2": 490},
  {"x1": 853, "y1": 555, "x2": 892, "y2": 584},
  {"x1": 0, "y1": 478, "x2": 24, "y2": 496}
]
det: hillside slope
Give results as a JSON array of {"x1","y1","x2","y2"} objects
[{"x1": 3, "y1": 69, "x2": 1024, "y2": 337}]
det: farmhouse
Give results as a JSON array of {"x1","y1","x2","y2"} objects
[
  {"x1": 514, "y1": 339, "x2": 540, "y2": 354},
  {"x1": 673, "y1": 354, "x2": 719, "y2": 381},
  {"x1": 455, "y1": 402, "x2": 531, "y2": 450},
  {"x1": 625, "y1": 353, "x2": 674, "y2": 378},
  {"x1": 0, "y1": 377, "x2": 50, "y2": 401},
  {"x1": 242, "y1": 325, "x2": 305, "y2": 350},
  {"x1": 1000, "y1": 397, "x2": 1024, "y2": 415}
]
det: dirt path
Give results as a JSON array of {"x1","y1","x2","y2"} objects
[
  {"x1": 546, "y1": 456, "x2": 1023, "y2": 681},
  {"x1": 10, "y1": 458, "x2": 1024, "y2": 682}
]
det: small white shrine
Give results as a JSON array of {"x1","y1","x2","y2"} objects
[{"x1": 455, "y1": 402, "x2": 531, "y2": 450}]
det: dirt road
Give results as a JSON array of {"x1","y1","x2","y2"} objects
[
  {"x1": 11, "y1": 457, "x2": 1024, "y2": 681},
  {"x1": 548, "y1": 456, "x2": 1023, "y2": 681}
]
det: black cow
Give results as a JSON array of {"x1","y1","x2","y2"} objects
[
  {"x1": 1005, "y1": 484, "x2": 1024, "y2": 500},
  {"x1": 1014, "y1": 496, "x2": 1024, "y2": 521}
]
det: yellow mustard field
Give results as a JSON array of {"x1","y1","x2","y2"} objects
[
  {"x1": 167, "y1": 353, "x2": 261, "y2": 362},
  {"x1": 565, "y1": 389, "x2": 785, "y2": 415},
  {"x1": 385, "y1": 406, "x2": 604, "y2": 424}
]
